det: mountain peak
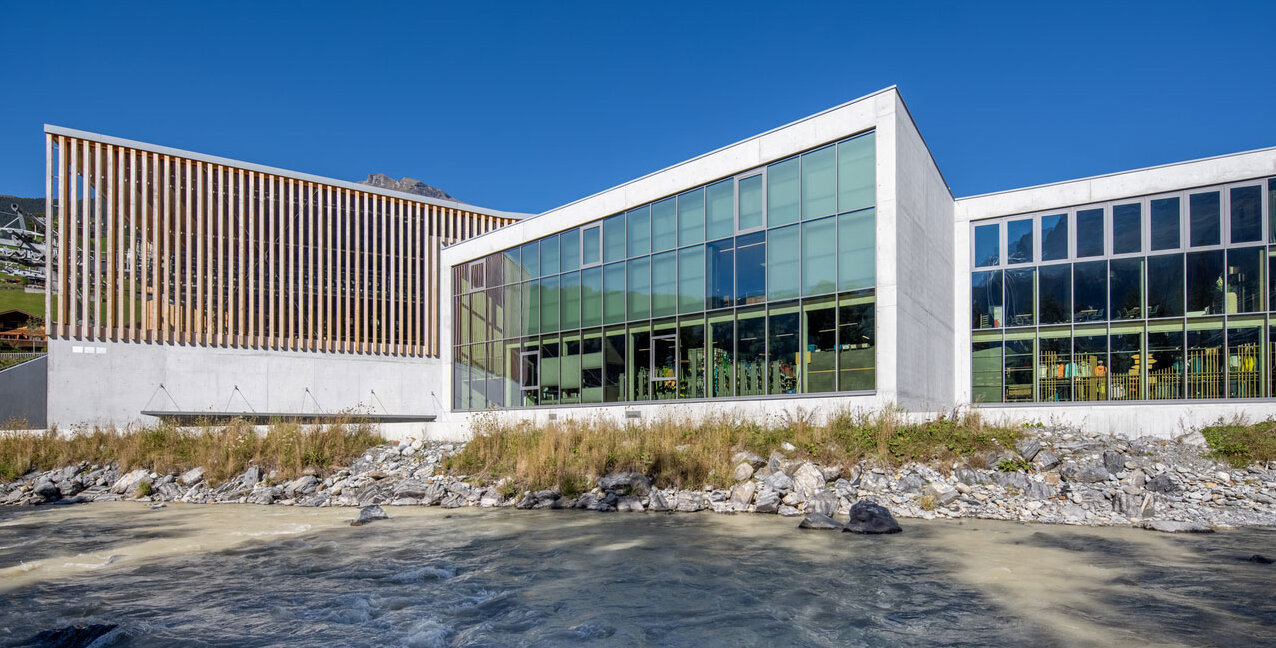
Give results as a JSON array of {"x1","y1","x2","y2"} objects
[{"x1": 358, "y1": 174, "x2": 457, "y2": 201}]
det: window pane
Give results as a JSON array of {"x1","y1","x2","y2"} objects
[
  {"x1": 652, "y1": 320, "x2": 677, "y2": 400},
  {"x1": 627, "y1": 257, "x2": 650, "y2": 320},
  {"x1": 1040, "y1": 213, "x2": 1068, "y2": 261},
  {"x1": 1074, "y1": 329, "x2": 1107, "y2": 402},
  {"x1": 1186, "y1": 321, "x2": 1224, "y2": 399},
  {"x1": 802, "y1": 297, "x2": 837, "y2": 393},
  {"x1": 603, "y1": 214, "x2": 625, "y2": 263},
  {"x1": 522, "y1": 240, "x2": 540, "y2": 278},
  {"x1": 678, "y1": 317, "x2": 705, "y2": 399},
  {"x1": 603, "y1": 262, "x2": 626, "y2": 325},
  {"x1": 1147, "y1": 321, "x2": 1183, "y2": 399},
  {"x1": 736, "y1": 231, "x2": 766, "y2": 305},
  {"x1": 677, "y1": 188, "x2": 705, "y2": 246},
  {"x1": 538, "y1": 335, "x2": 560, "y2": 404},
  {"x1": 1038, "y1": 264, "x2": 1071, "y2": 325},
  {"x1": 1230, "y1": 185, "x2": 1262, "y2": 243},
  {"x1": 455, "y1": 345, "x2": 470, "y2": 410},
  {"x1": 708, "y1": 312, "x2": 734, "y2": 398},
  {"x1": 1075, "y1": 209, "x2": 1104, "y2": 257},
  {"x1": 651, "y1": 198, "x2": 677, "y2": 252},
  {"x1": 1008, "y1": 218, "x2": 1033, "y2": 264},
  {"x1": 677, "y1": 245, "x2": 706, "y2": 314},
  {"x1": 1004, "y1": 332, "x2": 1034, "y2": 402},
  {"x1": 1150, "y1": 197, "x2": 1180, "y2": 251},
  {"x1": 582, "y1": 225, "x2": 601, "y2": 265},
  {"x1": 1186, "y1": 250, "x2": 1224, "y2": 316},
  {"x1": 651, "y1": 252, "x2": 677, "y2": 317},
  {"x1": 603, "y1": 327, "x2": 626, "y2": 403},
  {"x1": 736, "y1": 308, "x2": 766, "y2": 396},
  {"x1": 626, "y1": 207, "x2": 649, "y2": 257},
  {"x1": 628, "y1": 323, "x2": 652, "y2": 402},
  {"x1": 559, "y1": 271, "x2": 580, "y2": 330},
  {"x1": 1038, "y1": 329, "x2": 1072, "y2": 402},
  {"x1": 1110, "y1": 324, "x2": 1143, "y2": 400},
  {"x1": 1147, "y1": 254, "x2": 1185, "y2": 318},
  {"x1": 503, "y1": 247, "x2": 521, "y2": 283},
  {"x1": 582, "y1": 330, "x2": 603, "y2": 404},
  {"x1": 768, "y1": 224, "x2": 801, "y2": 301},
  {"x1": 540, "y1": 234, "x2": 560, "y2": 276},
  {"x1": 707, "y1": 238, "x2": 734, "y2": 310},
  {"x1": 1227, "y1": 247, "x2": 1264, "y2": 314},
  {"x1": 1189, "y1": 191, "x2": 1221, "y2": 247},
  {"x1": 1112, "y1": 203, "x2": 1141, "y2": 254},
  {"x1": 768, "y1": 157, "x2": 800, "y2": 226},
  {"x1": 1005, "y1": 268, "x2": 1035, "y2": 327},
  {"x1": 560, "y1": 229, "x2": 580, "y2": 272},
  {"x1": 739, "y1": 175, "x2": 763, "y2": 230},
  {"x1": 1109, "y1": 257, "x2": 1143, "y2": 319},
  {"x1": 972, "y1": 270, "x2": 1003, "y2": 329},
  {"x1": 802, "y1": 217, "x2": 837, "y2": 295},
  {"x1": 1228, "y1": 321, "x2": 1263, "y2": 398},
  {"x1": 802, "y1": 145, "x2": 836, "y2": 220},
  {"x1": 974, "y1": 223, "x2": 1000, "y2": 267},
  {"x1": 767, "y1": 301, "x2": 800, "y2": 394},
  {"x1": 581, "y1": 266, "x2": 602, "y2": 327},
  {"x1": 972, "y1": 331, "x2": 1002, "y2": 403},
  {"x1": 1270, "y1": 180, "x2": 1276, "y2": 243},
  {"x1": 706, "y1": 179, "x2": 734, "y2": 240},
  {"x1": 1073, "y1": 260, "x2": 1106, "y2": 322},
  {"x1": 526, "y1": 279, "x2": 541, "y2": 335},
  {"x1": 558, "y1": 333, "x2": 581, "y2": 404},
  {"x1": 539, "y1": 275, "x2": 559, "y2": 332},
  {"x1": 837, "y1": 131, "x2": 875, "y2": 213},
  {"x1": 838, "y1": 208, "x2": 875, "y2": 291},
  {"x1": 838, "y1": 292, "x2": 875, "y2": 391}
]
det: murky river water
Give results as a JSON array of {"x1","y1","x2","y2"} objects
[{"x1": 0, "y1": 503, "x2": 1273, "y2": 647}]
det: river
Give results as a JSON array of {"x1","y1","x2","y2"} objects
[{"x1": 0, "y1": 503, "x2": 1273, "y2": 647}]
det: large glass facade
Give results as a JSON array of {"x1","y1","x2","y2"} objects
[
  {"x1": 970, "y1": 178, "x2": 1276, "y2": 403},
  {"x1": 455, "y1": 130, "x2": 877, "y2": 409}
]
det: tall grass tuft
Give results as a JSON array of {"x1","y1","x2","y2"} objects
[
  {"x1": 0, "y1": 418, "x2": 384, "y2": 483},
  {"x1": 446, "y1": 407, "x2": 1019, "y2": 494}
]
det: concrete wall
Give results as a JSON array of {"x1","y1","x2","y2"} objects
[
  {"x1": 47, "y1": 339, "x2": 447, "y2": 430},
  {"x1": 0, "y1": 355, "x2": 47, "y2": 428}
]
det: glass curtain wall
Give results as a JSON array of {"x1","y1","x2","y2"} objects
[
  {"x1": 970, "y1": 178, "x2": 1274, "y2": 404},
  {"x1": 454, "y1": 130, "x2": 877, "y2": 409}
]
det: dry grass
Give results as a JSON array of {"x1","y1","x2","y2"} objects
[
  {"x1": 446, "y1": 407, "x2": 1019, "y2": 495},
  {"x1": 0, "y1": 418, "x2": 384, "y2": 483}
]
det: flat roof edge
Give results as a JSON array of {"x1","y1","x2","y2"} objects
[
  {"x1": 44, "y1": 124, "x2": 533, "y2": 220},
  {"x1": 955, "y1": 143, "x2": 1276, "y2": 203}
]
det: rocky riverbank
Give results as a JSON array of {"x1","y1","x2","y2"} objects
[{"x1": 4, "y1": 426, "x2": 1276, "y2": 532}]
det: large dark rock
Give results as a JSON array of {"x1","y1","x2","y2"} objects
[
  {"x1": 798, "y1": 513, "x2": 843, "y2": 530},
  {"x1": 1147, "y1": 473, "x2": 1180, "y2": 494},
  {"x1": 598, "y1": 472, "x2": 651, "y2": 496},
  {"x1": 1103, "y1": 451, "x2": 1127, "y2": 476},
  {"x1": 842, "y1": 500, "x2": 902, "y2": 534},
  {"x1": 33, "y1": 479, "x2": 60, "y2": 501},
  {"x1": 351, "y1": 504, "x2": 389, "y2": 526}
]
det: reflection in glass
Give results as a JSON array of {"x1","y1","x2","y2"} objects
[
  {"x1": 1040, "y1": 214, "x2": 1068, "y2": 261},
  {"x1": 736, "y1": 232, "x2": 766, "y2": 305},
  {"x1": 1008, "y1": 219, "x2": 1033, "y2": 264},
  {"x1": 707, "y1": 239, "x2": 734, "y2": 309},
  {"x1": 1189, "y1": 191, "x2": 1221, "y2": 247},
  {"x1": 738, "y1": 175, "x2": 763, "y2": 231},
  {"x1": 677, "y1": 188, "x2": 705, "y2": 246},
  {"x1": 522, "y1": 240, "x2": 540, "y2": 278},
  {"x1": 677, "y1": 245, "x2": 706, "y2": 314},
  {"x1": 768, "y1": 225, "x2": 801, "y2": 301},
  {"x1": 583, "y1": 225, "x2": 601, "y2": 265},
  {"x1": 603, "y1": 327, "x2": 626, "y2": 403},
  {"x1": 801, "y1": 145, "x2": 836, "y2": 220},
  {"x1": 651, "y1": 321, "x2": 677, "y2": 400},
  {"x1": 971, "y1": 331, "x2": 1002, "y2": 403},
  {"x1": 1072, "y1": 260, "x2": 1106, "y2": 322},
  {"x1": 803, "y1": 217, "x2": 837, "y2": 295},
  {"x1": 539, "y1": 274, "x2": 559, "y2": 332},
  {"x1": 736, "y1": 308, "x2": 766, "y2": 396},
  {"x1": 767, "y1": 302, "x2": 800, "y2": 395},
  {"x1": 768, "y1": 158, "x2": 800, "y2": 226},
  {"x1": 603, "y1": 262, "x2": 626, "y2": 325},
  {"x1": 581, "y1": 330, "x2": 603, "y2": 404},
  {"x1": 837, "y1": 132, "x2": 875, "y2": 213},
  {"x1": 626, "y1": 207, "x2": 649, "y2": 257},
  {"x1": 1004, "y1": 332, "x2": 1034, "y2": 402},
  {"x1": 1076, "y1": 209, "x2": 1104, "y2": 257},
  {"x1": 838, "y1": 208, "x2": 875, "y2": 291},
  {"x1": 651, "y1": 198, "x2": 677, "y2": 252},
  {"x1": 1150, "y1": 197, "x2": 1180, "y2": 251},
  {"x1": 1230, "y1": 185, "x2": 1262, "y2": 244},
  {"x1": 559, "y1": 271, "x2": 580, "y2": 330},
  {"x1": 708, "y1": 312, "x2": 734, "y2": 398},
  {"x1": 1186, "y1": 250, "x2": 1224, "y2": 315},
  {"x1": 560, "y1": 229, "x2": 580, "y2": 272},
  {"x1": 628, "y1": 323, "x2": 652, "y2": 401},
  {"x1": 1109, "y1": 257, "x2": 1143, "y2": 319},
  {"x1": 1226, "y1": 247, "x2": 1263, "y2": 314},
  {"x1": 1146, "y1": 254, "x2": 1184, "y2": 318},
  {"x1": 540, "y1": 234, "x2": 559, "y2": 276},
  {"x1": 802, "y1": 297, "x2": 837, "y2": 393},
  {"x1": 626, "y1": 258, "x2": 650, "y2": 320},
  {"x1": 558, "y1": 333, "x2": 581, "y2": 404},
  {"x1": 1038, "y1": 264, "x2": 1071, "y2": 325},
  {"x1": 1005, "y1": 268, "x2": 1035, "y2": 327},
  {"x1": 1186, "y1": 322, "x2": 1224, "y2": 399},
  {"x1": 678, "y1": 317, "x2": 705, "y2": 399},
  {"x1": 838, "y1": 293, "x2": 875, "y2": 391},
  {"x1": 651, "y1": 252, "x2": 677, "y2": 318},
  {"x1": 538, "y1": 335, "x2": 560, "y2": 404},
  {"x1": 603, "y1": 214, "x2": 625, "y2": 264},
  {"x1": 971, "y1": 270, "x2": 1003, "y2": 329},
  {"x1": 706, "y1": 179, "x2": 734, "y2": 240},
  {"x1": 1112, "y1": 203, "x2": 1141, "y2": 254},
  {"x1": 581, "y1": 267, "x2": 602, "y2": 327},
  {"x1": 974, "y1": 223, "x2": 1000, "y2": 267}
]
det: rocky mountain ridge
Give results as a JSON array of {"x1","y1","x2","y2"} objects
[{"x1": 358, "y1": 174, "x2": 457, "y2": 201}]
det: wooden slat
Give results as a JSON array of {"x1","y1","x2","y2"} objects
[
  {"x1": 44, "y1": 134, "x2": 53, "y2": 336},
  {"x1": 105, "y1": 144, "x2": 115, "y2": 338},
  {"x1": 127, "y1": 148, "x2": 136, "y2": 342}
]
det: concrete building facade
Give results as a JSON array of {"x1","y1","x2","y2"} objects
[{"x1": 41, "y1": 87, "x2": 1276, "y2": 438}]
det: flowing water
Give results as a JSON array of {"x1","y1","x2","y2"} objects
[{"x1": 0, "y1": 503, "x2": 1273, "y2": 647}]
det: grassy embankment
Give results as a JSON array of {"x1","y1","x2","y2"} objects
[
  {"x1": 447, "y1": 409, "x2": 1022, "y2": 496},
  {"x1": 1200, "y1": 420, "x2": 1276, "y2": 467},
  {"x1": 0, "y1": 420, "x2": 384, "y2": 483}
]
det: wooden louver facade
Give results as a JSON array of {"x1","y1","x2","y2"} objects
[{"x1": 45, "y1": 130, "x2": 516, "y2": 357}]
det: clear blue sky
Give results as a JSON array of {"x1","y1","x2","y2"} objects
[{"x1": 3, "y1": 1, "x2": 1274, "y2": 213}]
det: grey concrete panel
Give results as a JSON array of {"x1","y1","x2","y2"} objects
[{"x1": 0, "y1": 355, "x2": 47, "y2": 428}]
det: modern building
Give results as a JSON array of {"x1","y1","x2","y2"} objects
[{"x1": 39, "y1": 87, "x2": 1276, "y2": 437}]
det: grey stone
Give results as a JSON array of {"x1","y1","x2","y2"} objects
[
  {"x1": 832, "y1": 478, "x2": 857, "y2": 499},
  {"x1": 782, "y1": 491, "x2": 804, "y2": 506},
  {"x1": 819, "y1": 465, "x2": 843, "y2": 482},
  {"x1": 351, "y1": 504, "x2": 389, "y2": 526},
  {"x1": 284, "y1": 475, "x2": 319, "y2": 498},
  {"x1": 479, "y1": 492, "x2": 503, "y2": 507},
  {"x1": 440, "y1": 493, "x2": 466, "y2": 508},
  {"x1": 1103, "y1": 451, "x2": 1127, "y2": 476},
  {"x1": 732, "y1": 451, "x2": 766, "y2": 468},
  {"x1": 860, "y1": 471, "x2": 891, "y2": 491},
  {"x1": 238, "y1": 466, "x2": 262, "y2": 489},
  {"x1": 754, "y1": 489, "x2": 780, "y2": 514},
  {"x1": 807, "y1": 490, "x2": 839, "y2": 516},
  {"x1": 1069, "y1": 465, "x2": 1110, "y2": 484},
  {"x1": 792, "y1": 463, "x2": 826, "y2": 497},
  {"x1": 675, "y1": 492, "x2": 707, "y2": 512},
  {"x1": 798, "y1": 513, "x2": 843, "y2": 530},
  {"x1": 1026, "y1": 481, "x2": 1057, "y2": 500},
  {"x1": 247, "y1": 488, "x2": 277, "y2": 505},
  {"x1": 1142, "y1": 520, "x2": 1212, "y2": 533},
  {"x1": 729, "y1": 481, "x2": 756, "y2": 511},
  {"x1": 842, "y1": 500, "x2": 902, "y2": 534},
  {"x1": 955, "y1": 469, "x2": 989, "y2": 485},
  {"x1": 648, "y1": 490, "x2": 672, "y2": 512},
  {"x1": 179, "y1": 467, "x2": 205, "y2": 486},
  {"x1": 33, "y1": 479, "x2": 60, "y2": 500},
  {"x1": 1114, "y1": 493, "x2": 1155, "y2": 519},
  {"x1": 732, "y1": 462, "x2": 755, "y2": 482},
  {"x1": 1016, "y1": 438, "x2": 1042, "y2": 461},
  {"x1": 991, "y1": 471, "x2": 1030, "y2": 491},
  {"x1": 896, "y1": 473, "x2": 926, "y2": 494},
  {"x1": 922, "y1": 482, "x2": 958, "y2": 506},
  {"x1": 110, "y1": 469, "x2": 151, "y2": 495},
  {"x1": 1071, "y1": 487, "x2": 1106, "y2": 504},
  {"x1": 616, "y1": 496, "x2": 644, "y2": 512},
  {"x1": 763, "y1": 471, "x2": 793, "y2": 493},
  {"x1": 598, "y1": 472, "x2": 651, "y2": 496},
  {"x1": 778, "y1": 505, "x2": 802, "y2": 517},
  {"x1": 1147, "y1": 473, "x2": 1180, "y2": 494},
  {"x1": 1032, "y1": 450, "x2": 1061, "y2": 471},
  {"x1": 391, "y1": 479, "x2": 429, "y2": 499}
]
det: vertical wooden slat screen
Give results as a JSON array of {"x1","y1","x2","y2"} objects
[{"x1": 46, "y1": 133, "x2": 514, "y2": 358}]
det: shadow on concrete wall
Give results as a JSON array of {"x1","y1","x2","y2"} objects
[{"x1": 0, "y1": 355, "x2": 46, "y2": 428}]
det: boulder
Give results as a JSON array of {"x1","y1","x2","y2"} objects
[
  {"x1": 1016, "y1": 438, "x2": 1042, "y2": 461},
  {"x1": 110, "y1": 469, "x2": 152, "y2": 495},
  {"x1": 819, "y1": 465, "x2": 842, "y2": 482},
  {"x1": 1147, "y1": 473, "x2": 1180, "y2": 494},
  {"x1": 1026, "y1": 481, "x2": 1057, "y2": 500},
  {"x1": 754, "y1": 489, "x2": 780, "y2": 514},
  {"x1": 728, "y1": 481, "x2": 756, "y2": 511},
  {"x1": 33, "y1": 479, "x2": 60, "y2": 501},
  {"x1": 647, "y1": 490, "x2": 672, "y2": 512},
  {"x1": 479, "y1": 492, "x2": 504, "y2": 507},
  {"x1": 675, "y1": 492, "x2": 707, "y2": 512},
  {"x1": 1032, "y1": 450, "x2": 1061, "y2": 471},
  {"x1": 1141, "y1": 520, "x2": 1212, "y2": 533},
  {"x1": 842, "y1": 500, "x2": 902, "y2": 534},
  {"x1": 391, "y1": 479, "x2": 429, "y2": 500},
  {"x1": 792, "y1": 463, "x2": 826, "y2": 498},
  {"x1": 616, "y1": 496, "x2": 644, "y2": 512},
  {"x1": 1114, "y1": 493, "x2": 1155, "y2": 519},
  {"x1": 922, "y1": 482, "x2": 958, "y2": 506},
  {"x1": 238, "y1": 466, "x2": 262, "y2": 489},
  {"x1": 178, "y1": 467, "x2": 205, "y2": 486},
  {"x1": 896, "y1": 473, "x2": 926, "y2": 494},
  {"x1": 350, "y1": 505, "x2": 389, "y2": 526},
  {"x1": 798, "y1": 513, "x2": 843, "y2": 530},
  {"x1": 1103, "y1": 451, "x2": 1127, "y2": 476},
  {"x1": 732, "y1": 462, "x2": 755, "y2": 482},
  {"x1": 1068, "y1": 465, "x2": 1109, "y2": 484},
  {"x1": 285, "y1": 475, "x2": 319, "y2": 498},
  {"x1": 777, "y1": 505, "x2": 802, "y2": 517},
  {"x1": 598, "y1": 472, "x2": 651, "y2": 496},
  {"x1": 247, "y1": 488, "x2": 277, "y2": 505},
  {"x1": 807, "y1": 490, "x2": 839, "y2": 516},
  {"x1": 763, "y1": 471, "x2": 793, "y2": 493}
]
